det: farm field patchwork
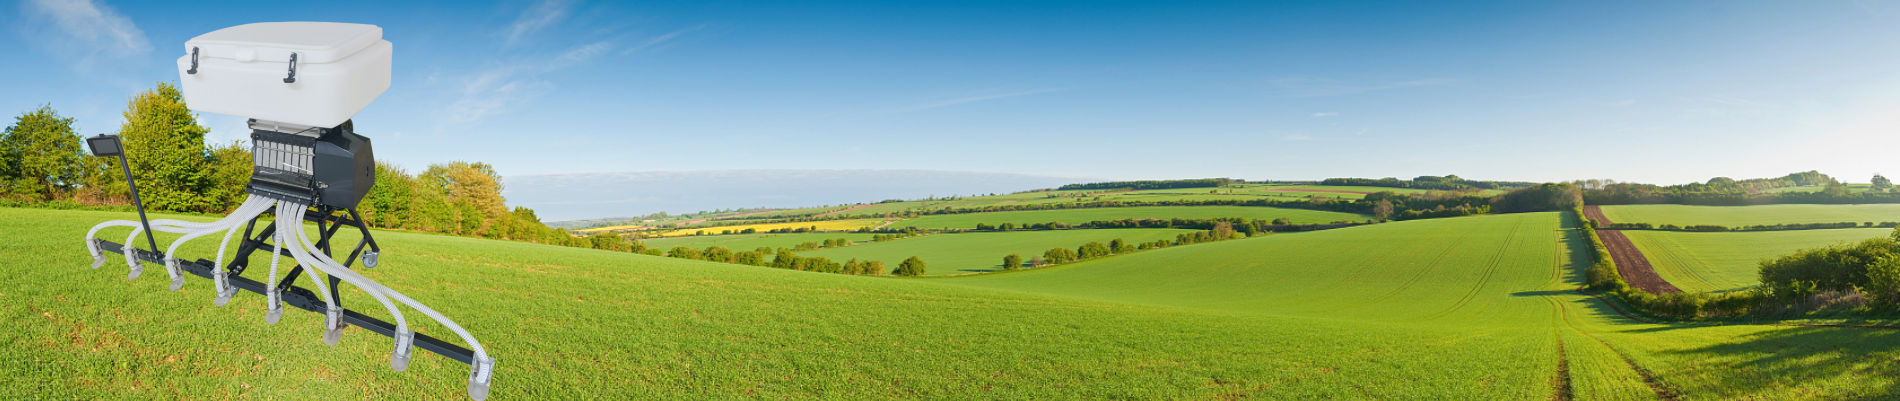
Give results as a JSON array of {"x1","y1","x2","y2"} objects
[
  {"x1": 1622, "y1": 228, "x2": 1892, "y2": 293},
  {"x1": 798, "y1": 228, "x2": 1197, "y2": 275},
  {"x1": 13, "y1": 208, "x2": 1900, "y2": 399},
  {"x1": 641, "y1": 232, "x2": 877, "y2": 251},
  {"x1": 641, "y1": 218, "x2": 888, "y2": 237},
  {"x1": 892, "y1": 206, "x2": 1368, "y2": 230},
  {"x1": 1597, "y1": 204, "x2": 1900, "y2": 226}
]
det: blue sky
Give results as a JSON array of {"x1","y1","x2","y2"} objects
[{"x1": 8, "y1": 1, "x2": 1900, "y2": 218}]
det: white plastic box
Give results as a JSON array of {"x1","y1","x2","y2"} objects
[{"x1": 177, "y1": 22, "x2": 392, "y2": 128}]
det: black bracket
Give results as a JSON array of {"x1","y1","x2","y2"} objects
[
  {"x1": 283, "y1": 52, "x2": 299, "y2": 83},
  {"x1": 187, "y1": 47, "x2": 199, "y2": 75}
]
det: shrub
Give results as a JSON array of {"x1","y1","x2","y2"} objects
[{"x1": 895, "y1": 256, "x2": 927, "y2": 276}]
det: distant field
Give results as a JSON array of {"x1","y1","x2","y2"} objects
[
  {"x1": 799, "y1": 229, "x2": 1197, "y2": 275},
  {"x1": 1597, "y1": 204, "x2": 1900, "y2": 226},
  {"x1": 1623, "y1": 228, "x2": 1891, "y2": 293},
  {"x1": 644, "y1": 219, "x2": 887, "y2": 237},
  {"x1": 892, "y1": 206, "x2": 1367, "y2": 230},
  {"x1": 641, "y1": 232, "x2": 877, "y2": 251}
]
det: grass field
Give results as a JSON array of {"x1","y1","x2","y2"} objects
[
  {"x1": 798, "y1": 229, "x2": 1197, "y2": 276},
  {"x1": 1622, "y1": 228, "x2": 1892, "y2": 293},
  {"x1": 1598, "y1": 204, "x2": 1900, "y2": 226},
  {"x1": 890, "y1": 206, "x2": 1368, "y2": 230},
  {"x1": 641, "y1": 232, "x2": 878, "y2": 251},
  {"x1": 13, "y1": 207, "x2": 1900, "y2": 399}
]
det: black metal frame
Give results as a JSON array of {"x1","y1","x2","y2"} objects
[{"x1": 94, "y1": 205, "x2": 477, "y2": 365}]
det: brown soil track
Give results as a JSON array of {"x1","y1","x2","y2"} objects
[
  {"x1": 1596, "y1": 230, "x2": 1683, "y2": 294},
  {"x1": 1581, "y1": 205, "x2": 1612, "y2": 225},
  {"x1": 1582, "y1": 205, "x2": 1683, "y2": 294}
]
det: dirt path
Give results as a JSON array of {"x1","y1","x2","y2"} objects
[
  {"x1": 1581, "y1": 205, "x2": 1612, "y2": 225},
  {"x1": 1595, "y1": 230, "x2": 1682, "y2": 294},
  {"x1": 1584, "y1": 205, "x2": 1684, "y2": 294}
]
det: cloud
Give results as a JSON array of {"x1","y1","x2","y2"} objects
[
  {"x1": 619, "y1": 26, "x2": 703, "y2": 55},
  {"x1": 441, "y1": 39, "x2": 629, "y2": 126},
  {"x1": 505, "y1": 0, "x2": 572, "y2": 46},
  {"x1": 1311, "y1": 112, "x2": 1339, "y2": 117},
  {"x1": 19, "y1": 0, "x2": 150, "y2": 70},
  {"x1": 896, "y1": 88, "x2": 1069, "y2": 113},
  {"x1": 1269, "y1": 77, "x2": 1455, "y2": 97}
]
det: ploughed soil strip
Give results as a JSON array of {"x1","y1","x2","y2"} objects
[
  {"x1": 1596, "y1": 230, "x2": 1683, "y2": 294},
  {"x1": 1581, "y1": 205, "x2": 1613, "y2": 225}
]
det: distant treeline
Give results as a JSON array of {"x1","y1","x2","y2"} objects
[
  {"x1": 1058, "y1": 178, "x2": 1237, "y2": 191},
  {"x1": 1321, "y1": 175, "x2": 1536, "y2": 191},
  {"x1": 1575, "y1": 171, "x2": 1900, "y2": 205},
  {"x1": 965, "y1": 217, "x2": 1365, "y2": 235},
  {"x1": 1598, "y1": 221, "x2": 1900, "y2": 232}
]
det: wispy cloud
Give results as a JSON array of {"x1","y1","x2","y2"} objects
[
  {"x1": 442, "y1": 3, "x2": 704, "y2": 128},
  {"x1": 1311, "y1": 112, "x2": 1339, "y2": 117},
  {"x1": 505, "y1": 0, "x2": 572, "y2": 47},
  {"x1": 619, "y1": 26, "x2": 702, "y2": 55},
  {"x1": 896, "y1": 88, "x2": 1069, "y2": 113},
  {"x1": 1269, "y1": 77, "x2": 1455, "y2": 98},
  {"x1": 20, "y1": 0, "x2": 150, "y2": 70}
]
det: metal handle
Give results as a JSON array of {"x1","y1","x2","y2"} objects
[
  {"x1": 187, "y1": 47, "x2": 199, "y2": 74},
  {"x1": 283, "y1": 53, "x2": 298, "y2": 83}
]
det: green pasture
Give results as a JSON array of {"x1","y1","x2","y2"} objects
[
  {"x1": 799, "y1": 228, "x2": 1196, "y2": 275},
  {"x1": 1597, "y1": 204, "x2": 1900, "y2": 226},
  {"x1": 1622, "y1": 228, "x2": 1892, "y2": 293},
  {"x1": 640, "y1": 232, "x2": 877, "y2": 251},
  {"x1": 891, "y1": 206, "x2": 1367, "y2": 230},
  {"x1": 12, "y1": 207, "x2": 1900, "y2": 399},
  {"x1": 942, "y1": 212, "x2": 1900, "y2": 399}
]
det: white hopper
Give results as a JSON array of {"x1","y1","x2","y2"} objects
[{"x1": 177, "y1": 22, "x2": 392, "y2": 128}]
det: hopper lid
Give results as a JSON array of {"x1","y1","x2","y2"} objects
[{"x1": 186, "y1": 22, "x2": 382, "y2": 64}]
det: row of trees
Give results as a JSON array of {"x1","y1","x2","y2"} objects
[
  {"x1": 0, "y1": 82, "x2": 657, "y2": 255},
  {"x1": 1597, "y1": 221, "x2": 1897, "y2": 232},
  {"x1": 1023, "y1": 223, "x2": 1247, "y2": 270},
  {"x1": 1321, "y1": 175, "x2": 1534, "y2": 191},
  {"x1": 1058, "y1": 178, "x2": 1238, "y2": 191},
  {"x1": 1574, "y1": 171, "x2": 1900, "y2": 205},
  {"x1": 1, "y1": 85, "x2": 251, "y2": 212}
]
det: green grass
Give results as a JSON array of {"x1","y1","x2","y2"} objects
[
  {"x1": 798, "y1": 229, "x2": 1196, "y2": 275},
  {"x1": 1598, "y1": 204, "x2": 1900, "y2": 226},
  {"x1": 890, "y1": 206, "x2": 1368, "y2": 230},
  {"x1": 13, "y1": 207, "x2": 1900, "y2": 399},
  {"x1": 1622, "y1": 228, "x2": 1892, "y2": 293},
  {"x1": 641, "y1": 232, "x2": 878, "y2": 251}
]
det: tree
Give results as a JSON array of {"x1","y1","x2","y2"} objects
[
  {"x1": 771, "y1": 249, "x2": 798, "y2": 269},
  {"x1": 703, "y1": 246, "x2": 734, "y2": 263},
  {"x1": 1028, "y1": 255, "x2": 1045, "y2": 267},
  {"x1": 895, "y1": 256, "x2": 927, "y2": 276},
  {"x1": 118, "y1": 82, "x2": 214, "y2": 212},
  {"x1": 204, "y1": 140, "x2": 252, "y2": 211},
  {"x1": 863, "y1": 260, "x2": 887, "y2": 275},
  {"x1": 1875, "y1": 174, "x2": 1893, "y2": 191},
  {"x1": 0, "y1": 105, "x2": 83, "y2": 201},
  {"x1": 667, "y1": 246, "x2": 702, "y2": 260},
  {"x1": 1272, "y1": 217, "x2": 1292, "y2": 225},
  {"x1": 1372, "y1": 200, "x2": 1395, "y2": 222},
  {"x1": 1002, "y1": 253, "x2": 1022, "y2": 270}
]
